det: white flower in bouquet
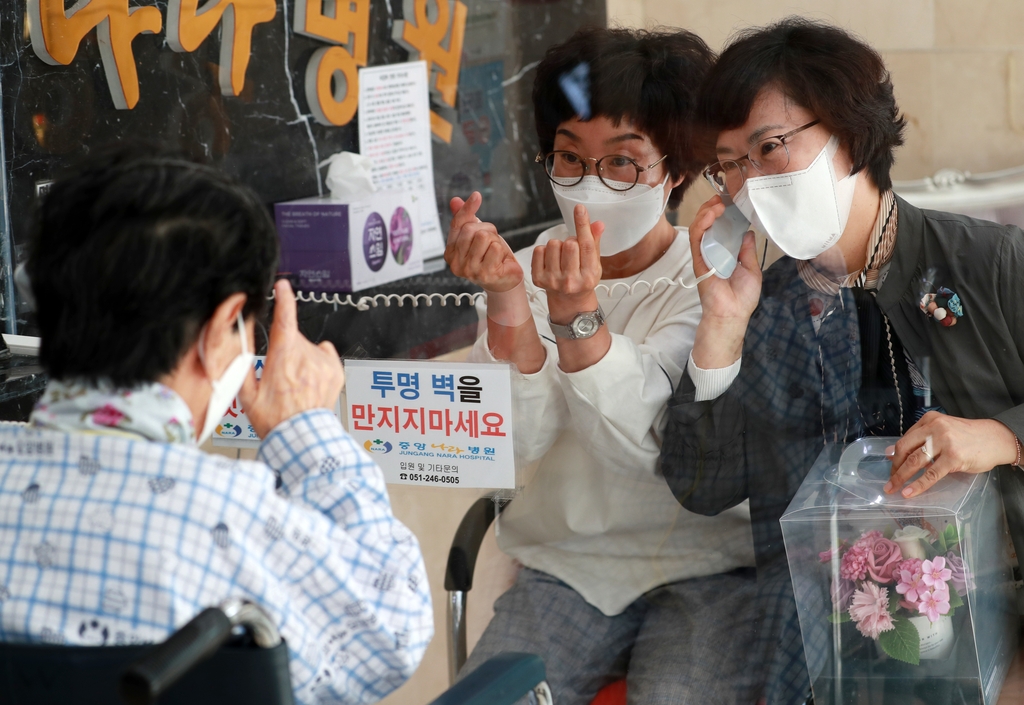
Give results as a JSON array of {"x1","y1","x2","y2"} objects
[{"x1": 892, "y1": 525, "x2": 930, "y2": 560}]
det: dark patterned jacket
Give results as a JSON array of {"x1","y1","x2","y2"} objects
[{"x1": 660, "y1": 197, "x2": 1024, "y2": 704}]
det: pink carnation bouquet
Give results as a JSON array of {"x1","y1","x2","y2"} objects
[{"x1": 819, "y1": 523, "x2": 970, "y2": 665}]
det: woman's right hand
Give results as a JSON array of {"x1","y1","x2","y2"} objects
[
  {"x1": 688, "y1": 195, "x2": 763, "y2": 368},
  {"x1": 445, "y1": 192, "x2": 524, "y2": 292},
  {"x1": 240, "y1": 280, "x2": 345, "y2": 438},
  {"x1": 689, "y1": 195, "x2": 763, "y2": 319}
]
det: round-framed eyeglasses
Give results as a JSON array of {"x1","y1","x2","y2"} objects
[
  {"x1": 535, "y1": 151, "x2": 668, "y2": 191},
  {"x1": 702, "y1": 119, "x2": 821, "y2": 196}
]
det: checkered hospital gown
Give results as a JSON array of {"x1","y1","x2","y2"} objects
[{"x1": 0, "y1": 409, "x2": 433, "y2": 704}]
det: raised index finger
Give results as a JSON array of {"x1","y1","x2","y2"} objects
[{"x1": 270, "y1": 279, "x2": 298, "y2": 348}]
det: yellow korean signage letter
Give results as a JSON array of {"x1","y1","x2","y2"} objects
[
  {"x1": 305, "y1": 46, "x2": 361, "y2": 127},
  {"x1": 167, "y1": 0, "x2": 277, "y2": 97},
  {"x1": 27, "y1": 0, "x2": 163, "y2": 110},
  {"x1": 392, "y1": 0, "x2": 467, "y2": 142},
  {"x1": 295, "y1": 0, "x2": 370, "y2": 64},
  {"x1": 296, "y1": 0, "x2": 372, "y2": 127}
]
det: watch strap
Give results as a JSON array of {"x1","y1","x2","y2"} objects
[
  {"x1": 547, "y1": 319, "x2": 573, "y2": 339},
  {"x1": 547, "y1": 305, "x2": 606, "y2": 340}
]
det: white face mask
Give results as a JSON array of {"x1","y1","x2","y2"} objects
[
  {"x1": 732, "y1": 135, "x2": 858, "y2": 261},
  {"x1": 550, "y1": 174, "x2": 671, "y2": 256},
  {"x1": 196, "y1": 312, "x2": 254, "y2": 445}
]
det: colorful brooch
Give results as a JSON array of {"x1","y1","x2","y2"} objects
[{"x1": 919, "y1": 286, "x2": 963, "y2": 327}]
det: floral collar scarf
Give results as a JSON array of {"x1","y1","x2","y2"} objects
[{"x1": 31, "y1": 379, "x2": 195, "y2": 444}]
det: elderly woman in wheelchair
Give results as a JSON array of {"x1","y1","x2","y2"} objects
[{"x1": 0, "y1": 150, "x2": 432, "y2": 705}]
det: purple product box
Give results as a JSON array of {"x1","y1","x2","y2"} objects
[
  {"x1": 275, "y1": 192, "x2": 423, "y2": 293},
  {"x1": 275, "y1": 201, "x2": 352, "y2": 291}
]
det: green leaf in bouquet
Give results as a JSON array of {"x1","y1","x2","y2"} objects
[
  {"x1": 943, "y1": 524, "x2": 960, "y2": 551},
  {"x1": 878, "y1": 616, "x2": 921, "y2": 666},
  {"x1": 935, "y1": 530, "x2": 947, "y2": 553},
  {"x1": 948, "y1": 584, "x2": 964, "y2": 611},
  {"x1": 888, "y1": 589, "x2": 901, "y2": 614},
  {"x1": 827, "y1": 610, "x2": 851, "y2": 624}
]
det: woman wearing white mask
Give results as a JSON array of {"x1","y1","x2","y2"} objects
[
  {"x1": 661, "y1": 18, "x2": 1024, "y2": 705},
  {"x1": 446, "y1": 27, "x2": 757, "y2": 704},
  {"x1": 2, "y1": 150, "x2": 433, "y2": 704}
]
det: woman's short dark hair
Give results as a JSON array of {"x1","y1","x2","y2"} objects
[
  {"x1": 699, "y1": 18, "x2": 906, "y2": 191},
  {"x1": 28, "y1": 147, "x2": 279, "y2": 386},
  {"x1": 532, "y1": 26, "x2": 715, "y2": 209}
]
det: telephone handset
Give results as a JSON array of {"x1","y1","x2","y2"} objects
[{"x1": 699, "y1": 195, "x2": 750, "y2": 279}]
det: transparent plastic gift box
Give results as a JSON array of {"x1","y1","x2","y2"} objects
[{"x1": 781, "y1": 438, "x2": 1018, "y2": 704}]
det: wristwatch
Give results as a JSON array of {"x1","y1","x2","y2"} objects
[{"x1": 548, "y1": 305, "x2": 606, "y2": 340}]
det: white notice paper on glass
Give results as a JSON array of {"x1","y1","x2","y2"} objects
[{"x1": 358, "y1": 61, "x2": 445, "y2": 259}]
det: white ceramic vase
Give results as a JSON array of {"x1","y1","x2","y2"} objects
[{"x1": 908, "y1": 614, "x2": 955, "y2": 660}]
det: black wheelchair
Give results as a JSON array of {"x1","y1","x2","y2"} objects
[{"x1": 0, "y1": 595, "x2": 551, "y2": 705}]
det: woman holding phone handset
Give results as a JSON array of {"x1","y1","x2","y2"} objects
[
  {"x1": 660, "y1": 19, "x2": 1024, "y2": 704},
  {"x1": 445, "y1": 27, "x2": 757, "y2": 705}
]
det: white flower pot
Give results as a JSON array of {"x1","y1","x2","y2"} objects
[{"x1": 908, "y1": 615, "x2": 955, "y2": 660}]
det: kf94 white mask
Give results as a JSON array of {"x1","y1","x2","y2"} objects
[
  {"x1": 550, "y1": 175, "x2": 671, "y2": 255},
  {"x1": 733, "y1": 135, "x2": 858, "y2": 261},
  {"x1": 196, "y1": 312, "x2": 255, "y2": 445}
]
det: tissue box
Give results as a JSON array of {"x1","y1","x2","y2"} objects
[
  {"x1": 781, "y1": 439, "x2": 1018, "y2": 705},
  {"x1": 275, "y1": 190, "x2": 423, "y2": 293}
]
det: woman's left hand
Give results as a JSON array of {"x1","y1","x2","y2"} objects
[
  {"x1": 532, "y1": 204, "x2": 606, "y2": 305},
  {"x1": 884, "y1": 411, "x2": 1019, "y2": 498}
]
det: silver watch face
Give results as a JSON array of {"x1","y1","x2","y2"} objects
[{"x1": 571, "y1": 314, "x2": 600, "y2": 338}]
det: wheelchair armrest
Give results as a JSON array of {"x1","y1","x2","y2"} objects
[
  {"x1": 444, "y1": 497, "x2": 498, "y2": 592},
  {"x1": 428, "y1": 652, "x2": 548, "y2": 705},
  {"x1": 120, "y1": 601, "x2": 284, "y2": 705},
  {"x1": 120, "y1": 607, "x2": 233, "y2": 705}
]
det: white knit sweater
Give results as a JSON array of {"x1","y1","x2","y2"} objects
[{"x1": 470, "y1": 225, "x2": 755, "y2": 616}]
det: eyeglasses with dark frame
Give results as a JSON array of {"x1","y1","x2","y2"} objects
[
  {"x1": 703, "y1": 119, "x2": 821, "y2": 196},
  {"x1": 535, "y1": 151, "x2": 669, "y2": 191}
]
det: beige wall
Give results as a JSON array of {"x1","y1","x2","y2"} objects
[{"x1": 609, "y1": 0, "x2": 1024, "y2": 188}]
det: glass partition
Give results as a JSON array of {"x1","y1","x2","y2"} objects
[
  {"x1": 4, "y1": 3, "x2": 1024, "y2": 705},
  {"x1": 0, "y1": 0, "x2": 603, "y2": 354}
]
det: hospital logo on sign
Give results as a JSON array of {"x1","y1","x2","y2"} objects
[
  {"x1": 217, "y1": 423, "x2": 243, "y2": 438},
  {"x1": 364, "y1": 439, "x2": 393, "y2": 454}
]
